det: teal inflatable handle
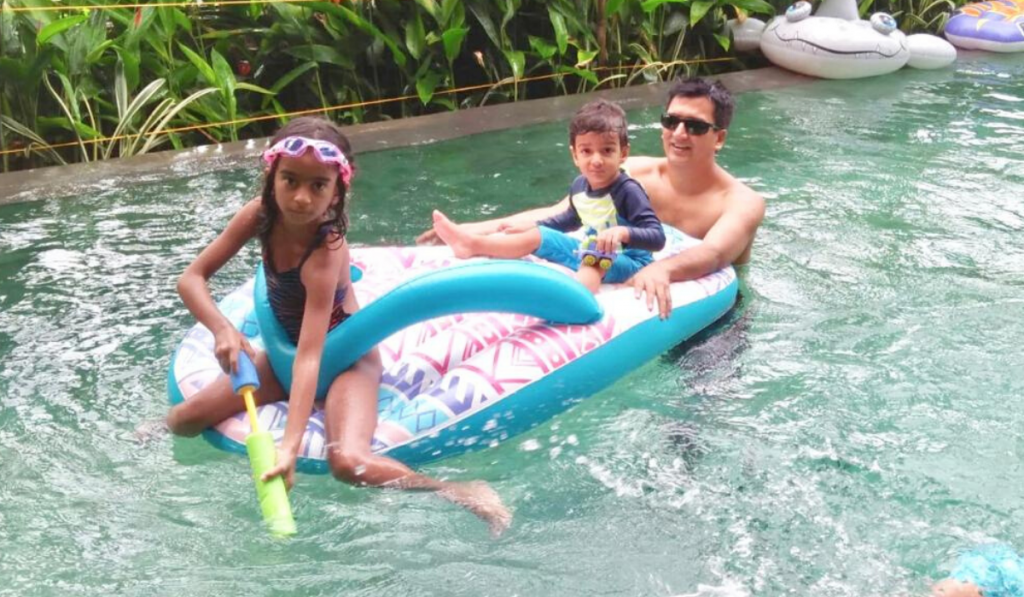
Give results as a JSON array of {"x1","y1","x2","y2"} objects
[
  {"x1": 255, "y1": 259, "x2": 605, "y2": 399},
  {"x1": 231, "y1": 352, "x2": 261, "y2": 394},
  {"x1": 246, "y1": 430, "x2": 297, "y2": 536}
]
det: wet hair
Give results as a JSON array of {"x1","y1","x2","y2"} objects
[
  {"x1": 258, "y1": 116, "x2": 353, "y2": 249},
  {"x1": 665, "y1": 78, "x2": 735, "y2": 130},
  {"x1": 569, "y1": 99, "x2": 630, "y2": 148}
]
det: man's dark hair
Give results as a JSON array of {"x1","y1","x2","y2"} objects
[
  {"x1": 569, "y1": 99, "x2": 629, "y2": 147},
  {"x1": 666, "y1": 78, "x2": 735, "y2": 130}
]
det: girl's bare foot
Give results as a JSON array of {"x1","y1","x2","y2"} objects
[
  {"x1": 439, "y1": 481, "x2": 512, "y2": 537},
  {"x1": 432, "y1": 210, "x2": 478, "y2": 259}
]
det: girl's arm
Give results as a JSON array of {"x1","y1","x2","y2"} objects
[
  {"x1": 177, "y1": 199, "x2": 262, "y2": 372},
  {"x1": 274, "y1": 238, "x2": 349, "y2": 466}
]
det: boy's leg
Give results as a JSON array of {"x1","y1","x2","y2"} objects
[
  {"x1": 432, "y1": 210, "x2": 540, "y2": 259},
  {"x1": 323, "y1": 350, "x2": 511, "y2": 536},
  {"x1": 604, "y1": 251, "x2": 652, "y2": 285},
  {"x1": 576, "y1": 265, "x2": 604, "y2": 293},
  {"x1": 167, "y1": 351, "x2": 286, "y2": 436}
]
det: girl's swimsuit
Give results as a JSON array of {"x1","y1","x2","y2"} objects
[{"x1": 264, "y1": 228, "x2": 349, "y2": 345}]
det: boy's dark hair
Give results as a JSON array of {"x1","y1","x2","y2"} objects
[
  {"x1": 666, "y1": 78, "x2": 735, "y2": 130},
  {"x1": 569, "y1": 99, "x2": 629, "y2": 147},
  {"x1": 259, "y1": 116, "x2": 353, "y2": 249}
]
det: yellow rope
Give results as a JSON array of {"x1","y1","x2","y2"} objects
[
  {"x1": 0, "y1": 58, "x2": 735, "y2": 157},
  {"x1": 2, "y1": 0, "x2": 323, "y2": 12}
]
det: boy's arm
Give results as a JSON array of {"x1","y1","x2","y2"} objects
[
  {"x1": 614, "y1": 181, "x2": 665, "y2": 252},
  {"x1": 415, "y1": 197, "x2": 570, "y2": 244},
  {"x1": 536, "y1": 199, "x2": 582, "y2": 232}
]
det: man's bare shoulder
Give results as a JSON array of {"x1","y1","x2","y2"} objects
[
  {"x1": 623, "y1": 155, "x2": 665, "y2": 178},
  {"x1": 720, "y1": 169, "x2": 765, "y2": 213}
]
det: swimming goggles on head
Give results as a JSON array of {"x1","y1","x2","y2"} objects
[
  {"x1": 660, "y1": 114, "x2": 721, "y2": 136},
  {"x1": 262, "y1": 136, "x2": 353, "y2": 186}
]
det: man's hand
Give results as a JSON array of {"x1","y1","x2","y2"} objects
[
  {"x1": 595, "y1": 226, "x2": 629, "y2": 254},
  {"x1": 631, "y1": 261, "x2": 673, "y2": 320}
]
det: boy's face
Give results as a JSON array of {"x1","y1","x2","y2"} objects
[{"x1": 570, "y1": 131, "x2": 629, "y2": 190}]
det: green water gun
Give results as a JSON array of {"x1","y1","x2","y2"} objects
[{"x1": 230, "y1": 352, "x2": 297, "y2": 536}]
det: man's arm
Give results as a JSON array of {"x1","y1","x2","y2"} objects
[
  {"x1": 415, "y1": 197, "x2": 570, "y2": 245},
  {"x1": 664, "y1": 193, "x2": 764, "y2": 279},
  {"x1": 632, "y1": 191, "x2": 764, "y2": 319}
]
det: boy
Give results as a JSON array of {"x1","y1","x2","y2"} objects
[{"x1": 432, "y1": 99, "x2": 666, "y2": 293}]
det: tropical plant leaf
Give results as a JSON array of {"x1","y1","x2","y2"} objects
[
  {"x1": 138, "y1": 87, "x2": 219, "y2": 154},
  {"x1": 284, "y1": 44, "x2": 354, "y2": 69},
  {"x1": 690, "y1": 0, "x2": 716, "y2": 25},
  {"x1": 178, "y1": 45, "x2": 218, "y2": 87},
  {"x1": 641, "y1": 0, "x2": 689, "y2": 12},
  {"x1": 728, "y1": 0, "x2": 775, "y2": 15},
  {"x1": 311, "y1": 2, "x2": 408, "y2": 68},
  {"x1": 548, "y1": 7, "x2": 569, "y2": 55},
  {"x1": 416, "y1": 71, "x2": 441, "y2": 105},
  {"x1": 0, "y1": 115, "x2": 67, "y2": 165},
  {"x1": 406, "y1": 11, "x2": 427, "y2": 59},
  {"x1": 36, "y1": 15, "x2": 87, "y2": 46},
  {"x1": 575, "y1": 48, "x2": 599, "y2": 68},
  {"x1": 441, "y1": 27, "x2": 469, "y2": 64},
  {"x1": 713, "y1": 32, "x2": 731, "y2": 51},
  {"x1": 528, "y1": 35, "x2": 558, "y2": 60},
  {"x1": 503, "y1": 49, "x2": 525, "y2": 78},
  {"x1": 262, "y1": 61, "x2": 317, "y2": 109}
]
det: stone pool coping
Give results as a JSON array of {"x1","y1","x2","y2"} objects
[{"x1": 0, "y1": 66, "x2": 812, "y2": 205}]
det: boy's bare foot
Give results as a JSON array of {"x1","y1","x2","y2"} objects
[
  {"x1": 432, "y1": 210, "x2": 478, "y2": 259},
  {"x1": 439, "y1": 480, "x2": 513, "y2": 537}
]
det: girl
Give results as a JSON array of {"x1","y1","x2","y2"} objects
[{"x1": 166, "y1": 117, "x2": 511, "y2": 536}]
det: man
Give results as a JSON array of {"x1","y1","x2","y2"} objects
[{"x1": 417, "y1": 78, "x2": 765, "y2": 319}]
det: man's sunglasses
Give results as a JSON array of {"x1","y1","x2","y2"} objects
[{"x1": 660, "y1": 114, "x2": 721, "y2": 136}]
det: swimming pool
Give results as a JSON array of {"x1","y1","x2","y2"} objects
[{"x1": 1, "y1": 53, "x2": 1023, "y2": 595}]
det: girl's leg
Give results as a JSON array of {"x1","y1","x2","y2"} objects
[
  {"x1": 432, "y1": 210, "x2": 540, "y2": 260},
  {"x1": 167, "y1": 352, "x2": 286, "y2": 437},
  {"x1": 323, "y1": 350, "x2": 512, "y2": 536}
]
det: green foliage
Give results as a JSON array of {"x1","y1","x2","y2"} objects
[{"x1": 0, "y1": 0, "x2": 963, "y2": 172}]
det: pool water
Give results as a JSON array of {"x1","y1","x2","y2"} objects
[{"x1": 2, "y1": 52, "x2": 1024, "y2": 596}]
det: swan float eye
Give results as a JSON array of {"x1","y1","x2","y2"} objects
[
  {"x1": 870, "y1": 12, "x2": 898, "y2": 34},
  {"x1": 786, "y1": 1, "x2": 813, "y2": 21}
]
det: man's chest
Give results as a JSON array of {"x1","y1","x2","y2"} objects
[{"x1": 649, "y1": 190, "x2": 724, "y2": 240}]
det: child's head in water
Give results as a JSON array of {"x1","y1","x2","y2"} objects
[
  {"x1": 568, "y1": 99, "x2": 630, "y2": 190},
  {"x1": 259, "y1": 117, "x2": 354, "y2": 245},
  {"x1": 931, "y1": 543, "x2": 1024, "y2": 597}
]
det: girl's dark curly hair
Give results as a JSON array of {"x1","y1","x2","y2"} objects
[{"x1": 258, "y1": 116, "x2": 354, "y2": 249}]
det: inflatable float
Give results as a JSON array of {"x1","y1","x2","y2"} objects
[
  {"x1": 168, "y1": 226, "x2": 738, "y2": 473},
  {"x1": 944, "y1": 0, "x2": 1024, "y2": 52},
  {"x1": 729, "y1": 0, "x2": 956, "y2": 78}
]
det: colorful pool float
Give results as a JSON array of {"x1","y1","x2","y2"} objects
[
  {"x1": 944, "y1": 0, "x2": 1024, "y2": 52},
  {"x1": 168, "y1": 226, "x2": 738, "y2": 473}
]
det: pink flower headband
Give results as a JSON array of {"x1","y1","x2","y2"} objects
[{"x1": 262, "y1": 136, "x2": 353, "y2": 187}]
